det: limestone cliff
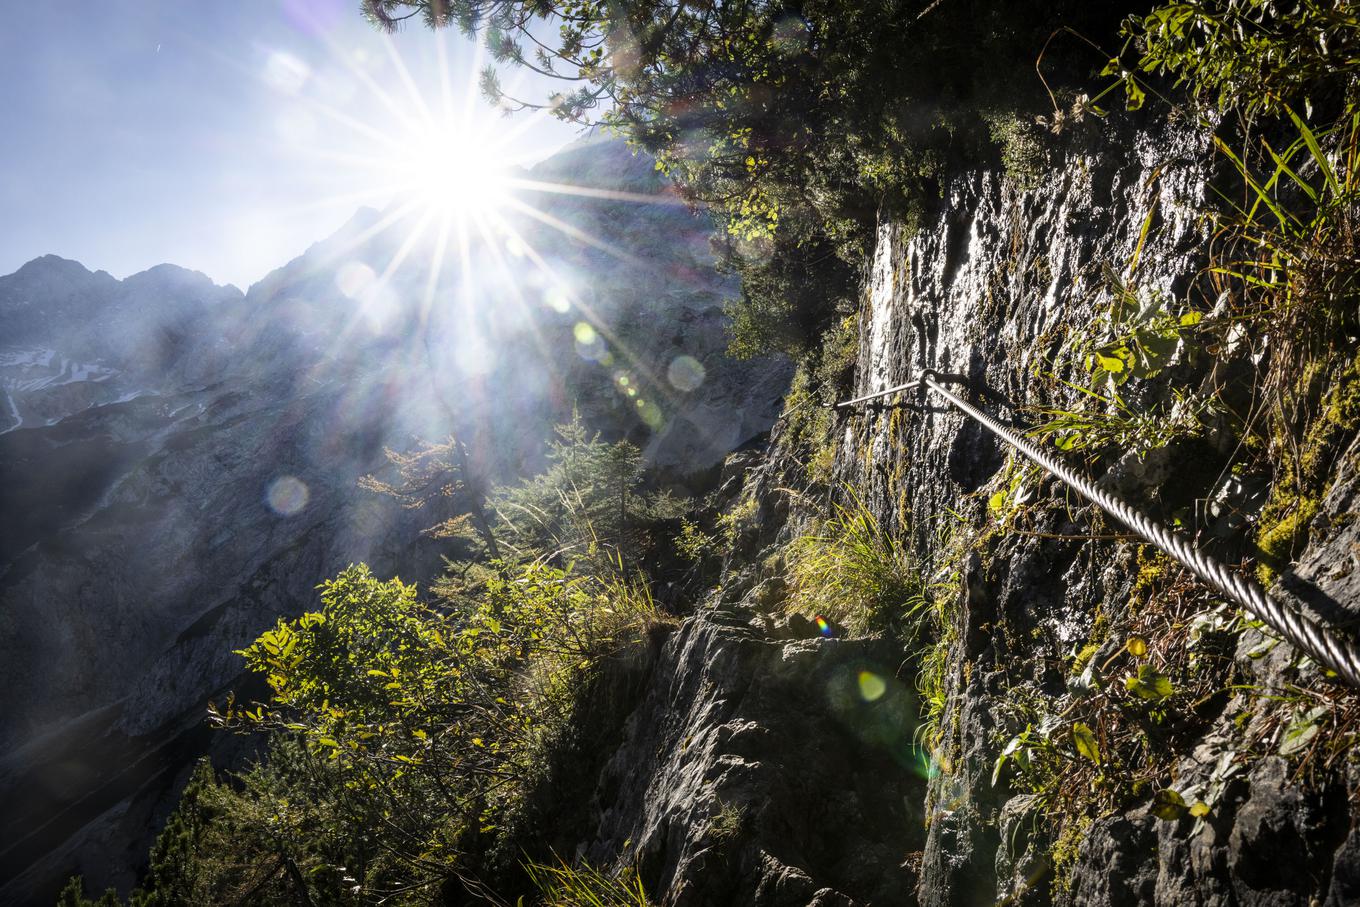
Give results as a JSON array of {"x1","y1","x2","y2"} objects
[
  {"x1": 13, "y1": 102, "x2": 1358, "y2": 907},
  {"x1": 484, "y1": 113, "x2": 1360, "y2": 905}
]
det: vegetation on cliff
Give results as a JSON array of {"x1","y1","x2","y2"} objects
[
  {"x1": 63, "y1": 421, "x2": 681, "y2": 905},
  {"x1": 961, "y1": 1, "x2": 1360, "y2": 895},
  {"x1": 59, "y1": 0, "x2": 1360, "y2": 903}
]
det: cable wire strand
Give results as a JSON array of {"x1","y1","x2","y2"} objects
[
  {"x1": 832, "y1": 379, "x2": 923, "y2": 409},
  {"x1": 839, "y1": 372, "x2": 1360, "y2": 689}
]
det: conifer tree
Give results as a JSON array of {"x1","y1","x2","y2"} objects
[{"x1": 127, "y1": 761, "x2": 216, "y2": 906}]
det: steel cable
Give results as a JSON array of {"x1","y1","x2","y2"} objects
[{"x1": 835, "y1": 371, "x2": 1360, "y2": 689}]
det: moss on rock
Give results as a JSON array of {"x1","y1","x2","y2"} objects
[{"x1": 1256, "y1": 352, "x2": 1360, "y2": 583}]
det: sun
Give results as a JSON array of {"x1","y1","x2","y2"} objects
[
  {"x1": 389, "y1": 121, "x2": 511, "y2": 219},
  {"x1": 266, "y1": 26, "x2": 700, "y2": 395}
]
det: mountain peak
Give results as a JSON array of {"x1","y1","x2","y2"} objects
[
  {"x1": 14, "y1": 254, "x2": 95, "y2": 279},
  {"x1": 122, "y1": 262, "x2": 244, "y2": 299}
]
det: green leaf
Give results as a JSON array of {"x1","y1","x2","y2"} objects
[
  {"x1": 988, "y1": 491, "x2": 1007, "y2": 513},
  {"x1": 1094, "y1": 351, "x2": 1127, "y2": 374},
  {"x1": 1072, "y1": 722, "x2": 1100, "y2": 762},
  {"x1": 1125, "y1": 78, "x2": 1146, "y2": 111},
  {"x1": 1246, "y1": 635, "x2": 1279, "y2": 659},
  {"x1": 993, "y1": 733, "x2": 1026, "y2": 785},
  {"x1": 1212, "y1": 134, "x2": 1298, "y2": 232},
  {"x1": 1262, "y1": 138, "x2": 1318, "y2": 204},
  {"x1": 1126, "y1": 664, "x2": 1174, "y2": 701},
  {"x1": 1286, "y1": 105, "x2": 1340, "y2": 196},
  {"x1": 1151, "y1": 788, "x2": 1187, "y2": 820},
  {"x1": 1279, "y1": 705, "x2": 1328, "y2": 756},
  {"x1": 1128, "y1": 196, "x2": 1158, "y2": 274},
  {"x1": 1189, "y1": 801, "x2": 1211, "y2": 818}
]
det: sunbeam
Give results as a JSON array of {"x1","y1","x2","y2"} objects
[
  {"x1": 502, "y1": 195, "x2": 648, "y2": 268},
  {"x1": 508, "y1": 177, "x2": 690, "y2": 207},
  {"x1": 479, "y1": 207, "x2": 713, "y2": 441},
  {"x1": 220, "y1": 6, "x2": 734, "y2": 456}
]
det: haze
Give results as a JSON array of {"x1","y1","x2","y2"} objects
[{"x1": 0, "y1": 0, "x2": 579, "y2": 289}]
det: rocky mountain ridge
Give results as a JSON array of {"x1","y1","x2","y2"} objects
[{"x1": 0, "y1": 138, "x2": 791, "y2": 904}]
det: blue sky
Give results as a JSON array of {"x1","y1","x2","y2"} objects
[{"x1": 0, "y1": 1, "x2": 580, "y2": 289}]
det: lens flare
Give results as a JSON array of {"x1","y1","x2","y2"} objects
[
  {"x1": 857, "y1": 670, "x2": 887, "y2": 702},
  {"x1": 545, "y1": 287, "x2": 572, "y2": 313},
  {"x1": 815, "y1": 615, "x2": 833, "y2": 637},
  {"x1": 335, "y1": 260, "x2": 376, "y2": 298},
  {"x1": 238, "y1": 21, "x2": 718, "y2": 426},
  {"x1": 266, "y1": 476, "x2": 310, "y2": 516},
  {"x1": 264, "y1": 50, "x2": 311, "y2": 95},
  {"x1": 573, "y1": 321, "x2": 606, "y2": 361},
  {"x1": 637, "y1": 399, "x2": 664, "y2": 429},
  {"x1": 667, "y1": 355, "x2": 706, "y2": 392}
]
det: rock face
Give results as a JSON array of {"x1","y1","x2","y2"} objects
[
  {"x1": 840, "y1": 116, "x2": 1223, "y2": 907},
  {"x1": 0, "y1": 138, "x2": 790, "y2": 904},
  {"x1": 579, "y1": 615, "x2": 923, "y2": 906},
  {"x1": 833, "y1": 114, "x2": 1360, "y2": 907},
  {"x1": 493, "y1": 607, "x2": 925, "y2": 907},
  {"x1": 9, "y1": 105, "x2": 1353, "y2": 907},
  {"x1": 505, "y1": 114, "x2": 1360, "y2": 906}
]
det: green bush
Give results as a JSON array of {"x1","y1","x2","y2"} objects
[
  {"x1": 1117, "y1": 0, "x2": 1360, "y2": 581},
  {"x1": 184, "y1": 561, "x2": 667, "y2": 902},
  {"x1": 788, "y1": 490, "x2": 926, "y2": 637},
  {"x1": 1131, "y1": 0, "x2": 1360, "y2": 119}
]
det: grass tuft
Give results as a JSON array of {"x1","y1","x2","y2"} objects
[
  {"x1": 787, "y1": 488, "x2": 927, "y2": 637},
  {"x1": 524, "y1": 856, "x2": 649, "y2": 907}
]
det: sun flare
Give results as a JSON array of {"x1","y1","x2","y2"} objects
[
  {"x1": 259, "y1": 26, "x2": 699, "y2": 400},
  {"x1": 390, "y1": 123, "x2": 511, "y2": 218}
]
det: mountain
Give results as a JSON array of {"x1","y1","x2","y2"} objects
[
  {"x1": 0, "y1": 137, "x2": 791, "y2": 904},
  {"x1": 0, "y1": 258, "x2": 242, "y2": 434}
]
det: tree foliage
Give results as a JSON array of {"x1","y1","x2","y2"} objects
[
  {"x1": 123, "y1": 561, "x2": 669, "y2": 904},
  {"x1": 1131, "y1": 0, "x2": 1360, "y2": 119},
  {"x1": 359, "y1": 435, "x2": 503, "y2": 560},
  {"x1": 365, "y1": 0, "x2": 1124, "y2": 357},
  {"x1": 483, "y1": 413, "x2": 681, "y2": 572}
]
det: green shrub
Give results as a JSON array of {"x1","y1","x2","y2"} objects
[
  {"x1": 675, "y1": 519, "x2": 715, "y2": 561},
  {"x1": 986, "y1": 111, "x2": 1048, "y2": 189},
  {"x1": 200, "y1": 561, "x2": 667, "y2": 900},
  {"x1": 1131, "y1": 0, "x2": 1360, "y2": 119},
  {"x1": 788, "y1": 490, "x2": 926, "y2": 637},
  {"x1": 717, "y1": 497, "x2": 760, "y2": 548},
  {"x1": 1116, "y1": 1, "x2": 1360, "y2": 581}
]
